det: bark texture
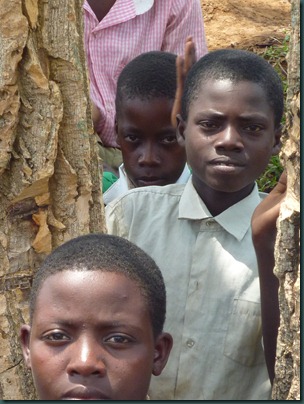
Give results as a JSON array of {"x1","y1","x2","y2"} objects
[
  {"x1": 0, "y1": 0, "x2": 105, "y2": 399},
  {"x1": 272, "y1": 0, "x2": 300, "y2": 399}
]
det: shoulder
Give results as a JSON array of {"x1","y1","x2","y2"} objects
[
  {"x1": 103, "y1": 175, "x2": 129, "y2": 205},
  {"x1": 106, "y1": 183, "x2": 185, "y2": 211},
  {"x1": 105, "y1": 183, "x2": 185, "y2": 236}
]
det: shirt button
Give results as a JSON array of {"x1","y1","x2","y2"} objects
[
  {"x1": 206, "y1": 219, "x2": 215, "y2": 226},
  {"x1": 186, "y1": 339, "x2": 195, "y2": 348}
]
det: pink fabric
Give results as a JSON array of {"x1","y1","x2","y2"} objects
[{"x1": 83, "y1": 0, "x2": 208, "y2": 147}]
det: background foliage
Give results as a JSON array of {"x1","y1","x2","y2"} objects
[{"x1": 253, "y1": 35, "x2": 289, "y2": 192}]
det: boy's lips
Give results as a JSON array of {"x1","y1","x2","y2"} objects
[
  {"x1": 209, "y1": 157, "x2": 246, "y2": 167},
  {"x1": 208, "y1": 157, "x2": 246, "y2": 173},
  {"x1": 62, "y1": 387, "x2": 110, "y2": 400},
  {"x1": 137, "y1": 176, "x2": 164, "y2": 186}
]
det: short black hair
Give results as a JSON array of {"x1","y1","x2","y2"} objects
[
  {"x1": 30, "y1": 233, "x2": 166, "y2": 337},
  {"x1": 181, "y1": 49, "x2": 284, "y2": 128},
  {"x1": 115, "y1": 51, "x2": 177, "y2": 117}
]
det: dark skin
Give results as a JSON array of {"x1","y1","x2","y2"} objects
[
  {"x1": 20, "y1": 271, "x2": 173, "y2": 400},
  {"x1": 87, "y1": 0, "x2": 116, "y2": 22},
  {"x1": 172, "y1": 40, "x2": 281, "y2": 216},
  {"x1": 177, "y1": 79, "x2": 281, "y2": 216},
  {"x1": 116, "y1": 97, "x2": 186, "y2": 187},
  {"x1": 251, "y1": 171, "x2": 287, "y2": 384},
  {"x1": 171, "y1": 36, "x2": 196, "y2": 128}
]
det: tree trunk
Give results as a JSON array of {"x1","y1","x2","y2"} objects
[
  {"x1": 0, "y1": 0, "x2": 105, "y2": 399},
  {"x1": 272, "y1": 0, "x2": 300, "y2": 399}
]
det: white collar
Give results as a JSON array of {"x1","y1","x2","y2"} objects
[
  {"x1": 179, "y1": 179, "x2": 265, "y2": 241},
  {"x1": 133, "y1": 0, "x2": 154, "y2": 15},
  {"x1": 103, "y1": 163, "x2": 191, "y2": 205}
]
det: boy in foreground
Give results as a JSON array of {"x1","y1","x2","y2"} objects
[
  {"x1": 103, "y1": 50, "x2": 190, "y2": 204},
  {"x1": 20, "y1": 233, "x2": 172, "y2": 400},
  {"x1": 106, "y1": 49, "x2": 283, "y2": 399}
]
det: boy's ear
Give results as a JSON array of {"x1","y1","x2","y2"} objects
[
  {"x1": 271, "y1": 125, "x2": 282, "y2": 156},
  {"x1": 152, "y1": 332, "x2": 173, "y2": 376},
  {"x1": 114, "y1": 116, "x2": 121, "y2": 146},
  {"x1": 20, "y1": 325, "x2": 32, "y2": 369},
  {"x1": 176, "y1": 114, "x2": 186, "y2": 147}
]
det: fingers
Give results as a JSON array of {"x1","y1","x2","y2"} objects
[
  {"x1": 251, "y1": 172, "x2": 287, "y2": 240},
  {"x1": 273, "y1": 170, "x2": 287, "y2": 195},
  {"x1": 171, "y1": 36, "x2": 197, "y2": 128},
  {"x1": 91, "y1": 102, "x2": 101, "y2": 133},
  {"x1": 184, "y1": 36, "x2": 196, "y2": 73},
  {"x1": 176, "y1": 55, "x2": 185, "y2": 89},
  {"x1": 171, "y1": 56, "x2": 184, "y2": 127}
]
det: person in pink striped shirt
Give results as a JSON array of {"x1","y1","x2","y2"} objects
[{"x1": 83, "y1": 0, "x2": 208, "y2": 172}]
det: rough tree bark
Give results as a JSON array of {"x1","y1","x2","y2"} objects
[
  {"x1": 0, "y1": 0, "x2": 105, "y2": 399},
  {"x1": 272, "y1": 0, "x2": 300, "y2": 399}
]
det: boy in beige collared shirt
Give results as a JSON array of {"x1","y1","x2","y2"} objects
[{"x1": 106, "y1": 49, "x2": 283, "y2": 400}]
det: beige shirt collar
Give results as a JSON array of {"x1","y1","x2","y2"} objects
[{"x1": 179, "y1": 178, "x2": 264, "y2": 241}]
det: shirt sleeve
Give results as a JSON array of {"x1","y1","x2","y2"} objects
[
  {"x1": 105, "y1": 199, "x2": 127, "y2": 237},
  {"x1": 161, "y1": 0, "x2": 208, "y2": 58}
]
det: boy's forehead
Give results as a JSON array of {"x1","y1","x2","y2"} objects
[
  {"x1": 121, "y1": 96, "x2": 174, "y2": 107},
  {"x1": 198, "y1": 77, "x2": 265, "y2": 94},
  {"x1": 192, "y1": 78, "x2": 270, "y2": 107},
  {"x1": 33, "y1": 270, "x2": 150, "y2": 322},
  {"x1": 35, "y1": 270, "x2": 145, "y2": 305},
  {"x1": 117, "y1": 97, "x2": 174, "y2": 125},
  {"x1": 38, "y1": 269, "x2": 134, "y2": 290}
]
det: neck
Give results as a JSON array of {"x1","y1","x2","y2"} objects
[
  {"x1": 192, "y1": 176, "x2": 255, "y2": 216},
  {"x1": 87, "y1": 0, "x2": 116, "y2": 22}
]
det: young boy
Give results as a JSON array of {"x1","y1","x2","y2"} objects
[
  {"x1": 106, "y1": 49, "x2": 283, "y2": 400},
  {"x1": 20, "y1": 233, "x2": 172, "y2": 400},
  {"x1": 103, "y1": 51, "x2": 190, "y2": 205},
  {"x1": 83, "y1": 0, "x2": 207, "y2": 171}
]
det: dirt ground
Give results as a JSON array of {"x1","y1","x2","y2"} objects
[{"x1": 201, "y1": 0, "x2": 291, "y2": 50}]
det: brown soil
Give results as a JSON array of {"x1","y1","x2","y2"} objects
[{"x1": 201, "y1": 0, "x2": 291, "y2": 50}]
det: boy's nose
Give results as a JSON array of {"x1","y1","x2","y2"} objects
[
  {"x1": 138, "y1": 144, "x2": 160, "y2": 166},
  {"x1": 214, "y1": 126, "x2": 244, "y2": 151},
  {"x1": 66, "y1": 337, "x2": 106, "y2": 377}
]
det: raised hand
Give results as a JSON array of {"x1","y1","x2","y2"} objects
[
  {"x1": 171, "y1": 36, "x2": 197, "y2": 128},
  {"x1": 251, "y1": 170, "x2": 287, "y2": 384}
]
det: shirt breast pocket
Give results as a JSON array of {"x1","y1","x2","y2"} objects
[{"x1": 223, "y1": 299, "x2": 265, "y2": 367}]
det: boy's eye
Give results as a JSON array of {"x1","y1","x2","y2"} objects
[
  {"x1": 105, "y1": 334, "x2": 133, "y2": 344},
  {"x1": 161, "y1": 135, "x2": 177, "y2": 144},
  {"x1": 124, "y1": 134, "x2": 139, "y2": 143},
  {"x1": 43, "y1": 331, "x2": 70, "y2": 342},
  {"x1": 198, "y1": 121, "x2": 218, "y2": 130},
  {"x1": 243, "y1": 124, "x2": 263, "y2": 132}
]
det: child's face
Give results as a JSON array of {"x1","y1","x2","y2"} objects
[
  {"x1": 178, "y1": 79, "x2": 281, "y2": 196},
  {"x1": 20, "y1": 270, "x2": 171, "y2": 400},
  {"x1": 116, "y1": 97, "x2": 186, "y2": 187}
]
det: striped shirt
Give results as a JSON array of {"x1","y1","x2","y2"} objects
[{"x1": 83, "y1": 0, "x2": 208, "y2": 147}]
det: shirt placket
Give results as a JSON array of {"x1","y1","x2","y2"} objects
[{"x1": 174, "y1": 219, "x2": 219, "y2": 399}]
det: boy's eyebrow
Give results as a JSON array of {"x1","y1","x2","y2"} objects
[
  {"x1": 119, "y1": 123, "x2": 142, "y2": 132},
  {"x1": 119, "y1": 125, "x2": 176, "y2": 135},
  {"x1": 158, "y1": 126, "x2": 176, "y2": 133},
  {"x1": 194, "y1": 110, "x2": 270, "y2": 120},
  {"x1": 40, "y1": 319, "x2": 145, "y2": 333},
  {"x1": 238, "y1": 113, "x2": 270, "y2": 121}
]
